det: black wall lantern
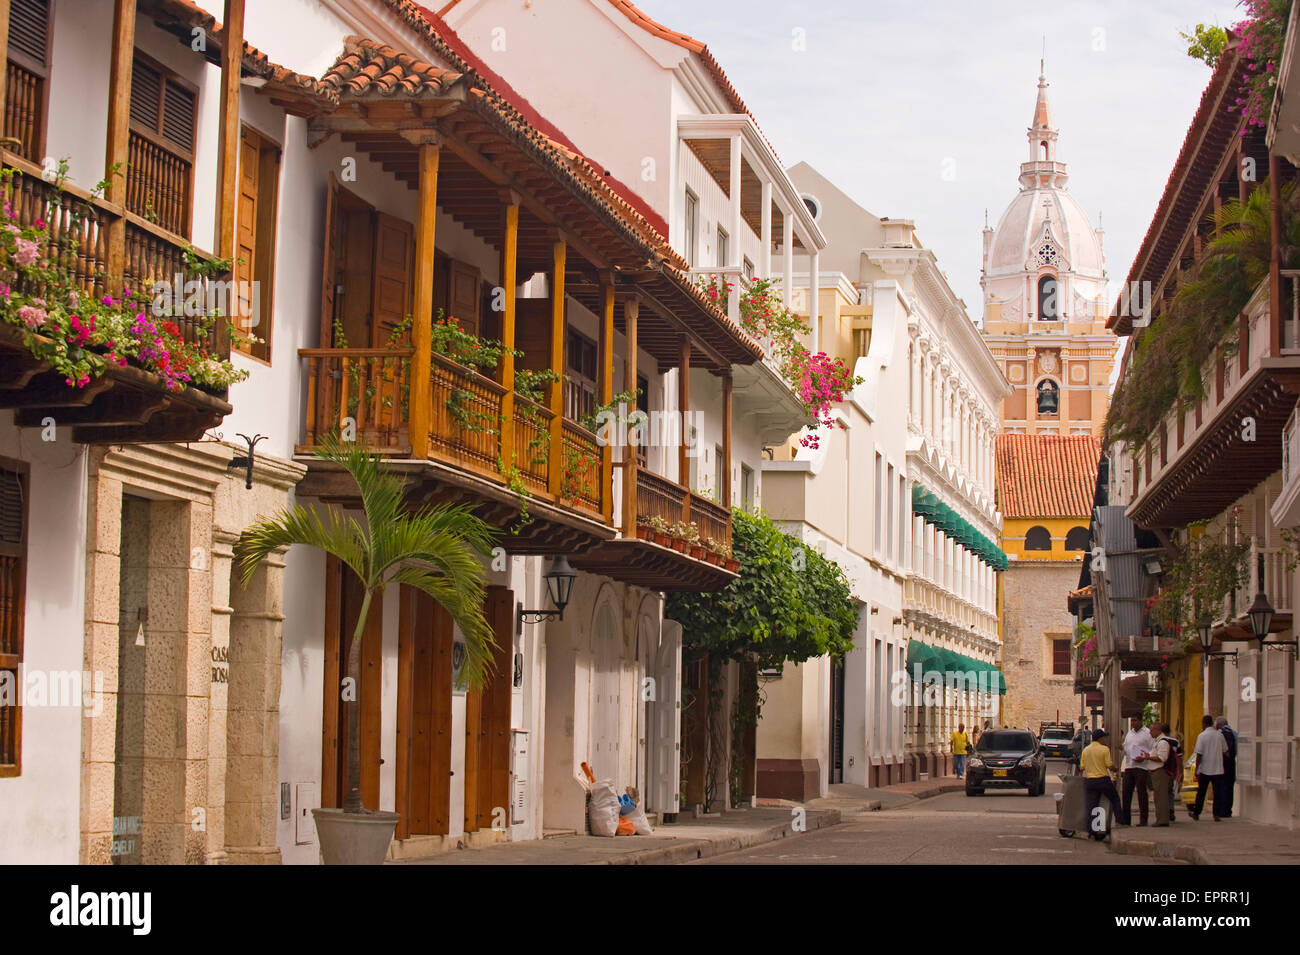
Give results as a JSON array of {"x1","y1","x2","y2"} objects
[
  {"x1": 1197, "y1": 617, "x2": 1236, "y2": 666},
  {"x1": 517, "y1": 555, "x2": 577, "y2": 631},
  {"x1": 1249, "y1": 589, "x2": 1297, "y2": 656}
]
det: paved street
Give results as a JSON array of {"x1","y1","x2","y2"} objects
[{"x1": 699, "y1": 761, "x2": 1174, "y2": 865}]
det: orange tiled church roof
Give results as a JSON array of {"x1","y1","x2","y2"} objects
[{"x1": 995, "y1": 433, "x2": 1100, "y2": 519}]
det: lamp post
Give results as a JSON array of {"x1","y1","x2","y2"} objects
[{"x1": 517, "y1": 555, "x2": 578, "y2": 631}]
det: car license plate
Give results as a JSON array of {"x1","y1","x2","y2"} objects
[{"x1": 993, "y1": 770, "x2": 1008, "y2": 778}]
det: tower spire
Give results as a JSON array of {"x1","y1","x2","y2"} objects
[{"x1": 1022, "y1": 57, "x2": 1064, "y2": 188}]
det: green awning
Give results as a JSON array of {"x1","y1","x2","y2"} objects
[
  {"x1": 905, "y1": 640, "x2": 938, "y2": 680},
  {"x1": 911, "y1": 483, "x2": 1009, "y2": 572}
]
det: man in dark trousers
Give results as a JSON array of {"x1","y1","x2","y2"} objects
[
  {"x1": 1215, "y1": 716, "x2": 1237, "y2": 818},
  {"x1": 1191, "y1": 714, "x2": 1229, "y2": 821},
  {"x1": 1080, "y1": 728, "x2": 1126, "y2": 838}
]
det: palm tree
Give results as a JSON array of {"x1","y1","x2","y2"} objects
[{"x1": 236, "y1": 438, "x2": 497, "y2": 813}]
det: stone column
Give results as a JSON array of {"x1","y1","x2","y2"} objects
[
  {"x1": 205, "y1": 528, "x2": 239, "y2": 864},
  {"x1": 224, "y1": 547, "x2": 288, "y2": 864},
  {"x1": 82, "y1": 466, "x2": 123, "y2": 864}
]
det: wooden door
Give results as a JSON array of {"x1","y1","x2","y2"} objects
[
  {"x1": 396, "y1": 585, "x2": 454, "y2": 838},
  {"x1": 321, "y1": 556, "x2": 382, "y2": 809},
  {"x1": 464, "y1": 585, "x2": 514, "y2": 832},
  {"x1": 371, "y1": 213, "x2": 413, "y2": 346}
]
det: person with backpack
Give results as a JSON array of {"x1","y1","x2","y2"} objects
[
  {"x1": 1150, "y1": 722, "x2": 1180, "y2": 826},
  {"x1": 1215, "y1": 716, "x2": 1237, "y2": 818}
]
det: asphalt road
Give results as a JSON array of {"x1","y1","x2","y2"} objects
[{"x1": 697, "y1": 760, "x2": 1175, "y2": 865}]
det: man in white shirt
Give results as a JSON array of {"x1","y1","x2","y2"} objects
[
  {"x1": 1121, "y1": 716, "x2": 1156, "y2": 826},
  {"x1": 1191, "y1": 714, "x2": 1229, "y2": 821}
]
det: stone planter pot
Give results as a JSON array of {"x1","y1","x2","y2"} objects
[{"x1": 312, "y1": 807, "x2": 399, "y2": 865}]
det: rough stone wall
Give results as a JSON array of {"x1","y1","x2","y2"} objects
[{"x1": 1000, "y1": 561, "x2": 1082, "y2": 731}]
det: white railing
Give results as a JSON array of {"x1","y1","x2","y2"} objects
[
  {"x1": 688, "y1": 266, "x2": 744, "y2": 325},
  {"x1": 904, "y1": 575, "x2": 998, "y2": 641},
  {"x1": 1227, "y1": 539, "x2": 1295, "y2": 621},
  {"x1": 1284, "y1": 403, "x2": 1300, "y2": 487},
  {"x1": 1281, "y1": 270, "x2": 1300, "y2": 352}
]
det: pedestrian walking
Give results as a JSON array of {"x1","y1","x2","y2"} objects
[
  {"x1": 1190, "y1": 715, "x2": 1229, "y2": 821},
  {"x1": 1215, "y1": 716, "x2": 1237, "y2": 818},
  {"x1": 1150, "y1": 722, "x2": 1180, "y2": 826},
  {"x1": 951, "y1": 723, "x2": 971, "y2": 779},
  {"x1": 1081, "y1": 727, "x2": 1126, "y2": 838},
  {"x1": 1121, "y1": 715, "x2": 1155, "y2": 826}
]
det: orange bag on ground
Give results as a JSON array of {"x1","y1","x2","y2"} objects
[{"x1": 616, "y1": 816, "x2": 635, "y2": 836}]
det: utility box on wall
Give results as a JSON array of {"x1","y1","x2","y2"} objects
[
  {"x1": 295, "y1": 783, "x2": 318, "y2": 845},
  {"x1": 510, "y1": 730, "x2": 529, "y2": 825}
]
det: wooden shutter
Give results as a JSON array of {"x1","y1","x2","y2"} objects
[
  {"x1": 396, "y1": 586, "x2": 453, "y2": 838},
  {"x1": 0, "y1": 462, "x2": 28, "y2": 777},
  {"x1": 1052, "y1": 639, "x2": 1070, "y2": 675},
  {"x1": 234, "y1": 131, "x2": 259, "y2": 348},
  {"x1": 514, "y1": 300, "x2": 551, "y2": 373},
  {"x1": 234, "y1": 127, "x2": 280, "y2": 361},
  {"x1": 448, "y1": 260, "x2": 481, "y2": 336},
  {"x1": 5, "y1": 0, "x2": 50, "y2": 161},
  {"x1": 476, "y1": 586, "x2": 514, "y2": 831},
  {"x1": 1264, "y1": 649, "x2": 1292, "y2": 786},
  {"x1": 370, "y1": 213, "x2": 413, "y2": 346},
  {"x1": 1237, "y1": 650, "x2": 1258, "y2": 784},
  {"x1": 126, "y1": 54, "x2": 196, "y2": 236}
]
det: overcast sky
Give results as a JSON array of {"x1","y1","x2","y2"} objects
[{"x1": 637, "y1": 0, "x2": 1245, "y2": 320}]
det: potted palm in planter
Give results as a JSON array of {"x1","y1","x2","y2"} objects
[{"x1": 236, "y1": 438, "x2": 496, "y2": 865}]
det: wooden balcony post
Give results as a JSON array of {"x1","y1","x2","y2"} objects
[
  {"x1": 215, "y1": 0, "x2": 244, "y2": 261},
  {"x1": 0, "y1": 0, "x2": 10, "y2": 113},
  {"x1": 722, "y1": 370, "x2": 733, "y2": 512},
  {"x1": 600, "y1": 282, "x2": 614, "y2": 523},
  {"x1": 105, "y1": 0, "x2": 138, "y2": 291},
  {"x1": 1270, "y1": 153, "x2": 1283, "y2": 358},
  {"x1": 623, "y1": 296, "x2": 639, "y2": 534},
  {"x1": 499, "y1": 199, "x2": 519, "y2": 473},
  {"x1": 547, "y1": 237, "x2": 566, "y2": 497},
  {"x1": 678, "y1": 335, "x2": 691, "y2": 524},
  {"x1": 408, "y1": 138, "x2": 441, "y2": 459},
  {"x1": 212, "y1": 0, "x2": 245, "y2": 360}
]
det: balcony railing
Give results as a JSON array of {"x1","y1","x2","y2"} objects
[
  {"x1": 1073, "y1": 644, "x2": 1101, "y2": 691},
  {"x1": 300, "y1": 346, "x2": 610, "y2": 520},
  {"x1": 4, "y1": 61, "x2": 43, "y2": 163},
  {"x1": 126, "y1": 131, "x2": 191, "y2": 238},
  {"x1": 635, "y1": 467, "x2": 731, "y2": 548},
  {"x1": 1223, "y1": 539, "x2": 1295, "y2": 624},
  {"x1": 4, "y1": 155, "x2": 224, "y2": 356},
  {"x1": 902, "y1": 575, "x2": 999, "y2": 641}
]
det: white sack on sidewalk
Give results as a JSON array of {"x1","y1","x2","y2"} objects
[{"x1": 588, "y1": 780, "x2": 620, "y2": 837}]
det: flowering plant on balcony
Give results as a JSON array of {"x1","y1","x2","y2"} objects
[
  {"x1": 697, "y1": 275, "x2": 862, "y2": 449},
  {"x1": 1145, "y1": 515, "x2": 1252, "y2": 647},
  {"x1": 0, "y1": 167, "x2": 247, "y2": 394},
  {"x1": 1232, "y1": 0, "x2": 1292, "y2": 129}
]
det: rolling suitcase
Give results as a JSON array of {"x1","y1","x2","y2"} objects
[{"x1": 1057, "y1": 774, "x2": 1114, "y2": 839}]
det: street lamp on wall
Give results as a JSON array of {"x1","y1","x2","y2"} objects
[
  {"x1": 1197, "y1": 617, "x2": 1236, "y2": 667},
  {"x1": 1249, "y1": 589, "x2": 1298, "y2": 656},
  {"x1": 517, "y1": 555, "x2": 578, "y2": 632}
]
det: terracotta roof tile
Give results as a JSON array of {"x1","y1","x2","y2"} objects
[
  {"x1": 995, "y1": 433, "x2": 1100, "y2": 519},
  {"x1": 320, "y1": 37, "x2": 460, "y2": 98}
]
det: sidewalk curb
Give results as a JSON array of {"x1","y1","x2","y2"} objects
[
  {"x1": 1108, "y1": 835, "x2": 1209, "y2": 865},
  {"x1": 597, "y1": 809, "x2": 842, "y2": 865}
]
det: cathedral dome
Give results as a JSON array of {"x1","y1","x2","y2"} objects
[
  {"x1": 983, "y1": 67, "x2": 1105, "y2": 285},
  {"x1": 987, "y1": 186, "x2": 1103, "y2": 277}
]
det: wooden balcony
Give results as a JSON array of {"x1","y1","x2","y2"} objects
[
  {"x1": 1210, "y1": 538, "x2": 1294, "y2": 641},
  {"x1": 1073, "y1": 645, "x2": 1100, "y2": 693},
  {"x1": 0, "y1": 155, "x2": 232, "y2": 443},
  {"x1": 569, "y1": 467, "x2": 737, "y2": 591},
  {"x1": 297, "y1": 346, "x2": 613, "y2": 555},
  {"x1": 1128, "y1": 280, "x2": 1300, "y2": 528}
]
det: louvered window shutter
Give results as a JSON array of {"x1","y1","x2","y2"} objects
[
  {"x1": 0, "y1": 465, "x2": 26, "y2": 775},
  {"x1": 7, "y1": 0, "x2": 49, "y2": 68}
]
